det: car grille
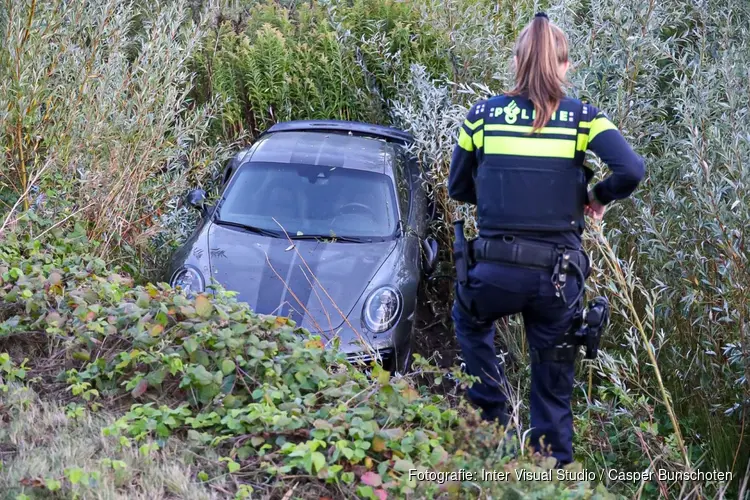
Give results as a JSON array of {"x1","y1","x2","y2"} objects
[{"x1": 346, "y1": 348, "x2": 393, "y2": 366}]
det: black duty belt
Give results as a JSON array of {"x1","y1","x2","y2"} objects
[{"x1": 470, "y1": 236, "x2": 586, "y2": 271}]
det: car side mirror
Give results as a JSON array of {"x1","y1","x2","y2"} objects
[
  {"x1": 186, "y1": 189, "x2": 207, "y2": 211},
  {"x1": 421, "y1": 237, "x2": 438, "y2": 275}
]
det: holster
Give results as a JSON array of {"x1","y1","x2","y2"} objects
[
  {"x1": 453, "y1": 220, "x2": 470, "y2": 286},
  {"x1": 530, "y1": 296, "x2": 611, "y2": 363},
  {"x1": 578, "y1": 296, "x2": 610, "y2": 359}
]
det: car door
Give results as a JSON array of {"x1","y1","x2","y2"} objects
[
  {"x1": 393, "y1": 148, "x2": 420, "y2": 272},
  {"x1": 403, "y1": 149, "x2": 438, "y2": 276},
  {"x1": 407, "y1": 154, "x2": 428, "y2": 239}
]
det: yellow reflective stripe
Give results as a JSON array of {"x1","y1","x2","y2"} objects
[
  {"x1": 588, "y1": 117, "x2": 617, "y2": 142},
  {"x1": 579, "y1": 120, "x2": 592, "y2": 129},
  {"x1": 485, "y1": 124, "x2": 577, "y2": 136},
  {"x1": 485, "y1": 136, "x2": 575, "y2": 158},
  {"x1": 576, "y1": 133, "x2": 588, "y2": 152},
  {"x1": 473, "y1": 129, "x2": 484, "y2": 149},
  {"x1": 464, "y1": 118, "x2": 484, "y2": 130},
  {"x1": 458, "y1": 128, "x2": 474, "y2": 151}
]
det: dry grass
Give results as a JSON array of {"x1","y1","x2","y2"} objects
[
  {"x1": 0, "y1": 0, "x2": 226, "y2": 265},
  {"x1": 0, "y1": 384, "x2": 222, "y2": 500}
]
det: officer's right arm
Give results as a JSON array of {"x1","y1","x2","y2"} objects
[
  {"x1": 584, "y1": 107, "x2": 646, "y2": 205},
  {"x1": 448, "y1": 102, "x2": 485, "y2": 205}
]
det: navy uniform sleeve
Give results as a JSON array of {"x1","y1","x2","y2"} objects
[
  {"x1": 448, "y1": 101, "x2": 486, "y2": 205},
  {"x1": 583, "y1": 106, "x2": 646, "y2": 205}
]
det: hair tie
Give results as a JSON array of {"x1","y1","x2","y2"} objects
[{"x1": 535, "y1": 12, "x2": 548, "y2": 19}]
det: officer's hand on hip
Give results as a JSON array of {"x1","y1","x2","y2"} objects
[{"x1": 585, "y1": 191, "x2": 606, "y2": 220}]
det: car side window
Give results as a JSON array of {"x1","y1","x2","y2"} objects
[{"x1": 394, "y1": 150, "x2": 411, "y2": 220}]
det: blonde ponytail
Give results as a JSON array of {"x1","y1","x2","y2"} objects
[{"x1": 508, "y1": 13, "x2": 569, "y2": 132}]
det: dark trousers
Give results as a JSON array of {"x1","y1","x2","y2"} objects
[{"x1": 452, "y1": 257, "x2": 589, "y2": 466}]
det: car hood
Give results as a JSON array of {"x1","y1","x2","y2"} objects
[{"x1": 206, "y1": 223, "x2": 397, "y2": 333}]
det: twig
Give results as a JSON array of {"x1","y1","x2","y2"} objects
[
  {"x1": 235, "y1": 366, "x2": 256, "y2": 397},
  {"x1": 634, "y1": 428, "x2": 669, "y2": 497},
  {"x1": 262, "y1": 250, "x2": 324, "y2": 334},
  {"x1": 0, "y1": 158, "x2": 52, "y2": 238},
  {"x1": 738, "y1": 455, "x2": 750, "y2": 500},
  {"x1": 281, "y1": 483, "x2": 298, "y2": 500},
  {"x1": 296, "y1": 258, "x2": 335, "y2": 335},
  {"x1": 34, "y1": 203, "x2": 95, "y2": 240},
  {"x1": 589, "y1": 220, "x2": 691, "y2": 470}
]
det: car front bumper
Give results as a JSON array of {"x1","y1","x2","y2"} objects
[
  {"x1": 345, "y1": 347, "x2": 393, "y2": 365},
  {"x1": 320, "y1": 315, "x2": 413, "y2": 372}
]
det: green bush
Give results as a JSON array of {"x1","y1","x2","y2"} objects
[
  {"x1": 561, "y1": 0, "x2": 750, "y2": 493},
  {"x1": 0, "y1": 0, "x2": 229, "y2": 276},
  {"x1": 188, "y1": 0, "x2": 458, "y2": 141}
]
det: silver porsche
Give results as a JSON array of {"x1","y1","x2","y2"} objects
[{"x1": 167, "y1": 120, "x2": 438, "y2": 373}]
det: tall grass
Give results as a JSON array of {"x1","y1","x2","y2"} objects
[
  {"x1": 187, "y1": 0, "x2": 460, "y2": 141},
  {"x1": 556, "y1": 0, "x2": 750, "y2": 492},
  {"x1": 0, "y1": 0, "x2": 225, "y2": 274}
]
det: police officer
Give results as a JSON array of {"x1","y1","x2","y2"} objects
[{"x1": 448, "y1": 12, "x2": 645, "y2": 466}]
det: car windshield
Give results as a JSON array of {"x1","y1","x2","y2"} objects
[{"x1": 215, "y1": 161, "x2": 399, "y2": 240}]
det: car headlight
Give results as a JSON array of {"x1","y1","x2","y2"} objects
[
  {"x1": 362, "y1": 286, "x2": 402, "y2": 333},
  {"x1": 170, "y1": 265, "x2": 205, "y2": 295}
]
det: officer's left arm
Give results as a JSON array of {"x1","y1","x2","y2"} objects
[
  {"x1": 448, "y1": 102, "x2": 485, "y2": 205},
  {"x1": 585, "y1": 110, "x2": 646, "y2": 205}
]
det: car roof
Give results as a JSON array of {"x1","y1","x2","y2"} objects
[
  {"x1": 247, "y1": 130, "x2": 398, "y2": 175},
  {"x1": 263, "y1": 119, "x2": 413, "y2": 144}
]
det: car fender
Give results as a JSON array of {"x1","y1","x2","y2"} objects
[
  {"x1": 167, "y1": 221, "x2": 213, "y2": 293},
  {"x1": 355, "y1": 236, "x2": 418, "y2": 335}
]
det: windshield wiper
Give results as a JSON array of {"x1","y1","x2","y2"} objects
[
  {"x1": 289, "y1": 234, "x2": 374, "y2": 243},
  {"x1": 213, "y1": 218, "x2": 282, "y2": 238}
]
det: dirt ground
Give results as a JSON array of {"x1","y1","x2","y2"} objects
[{"x1": 412, "y1": 276, "x2": 462, "y2": 369}]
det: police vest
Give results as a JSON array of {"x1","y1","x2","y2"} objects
[{"x1": 472, "y1": 95, "x2": 593, "y2": 234}]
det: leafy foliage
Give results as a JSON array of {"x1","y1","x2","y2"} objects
[
  {"x1": 0, "y1": 0, "x2": 229, "y2": 274},
  {"x1": 0, "y1": 221, "x2": 609, "y2": 498}
]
